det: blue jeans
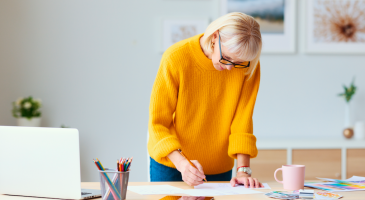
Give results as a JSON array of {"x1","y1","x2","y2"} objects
[{"x1": 150, "y1": 157, "x2": 232, "y2": 181}]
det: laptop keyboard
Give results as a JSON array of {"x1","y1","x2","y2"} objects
[{"x1": 81, "y1": 192, "x2": 91, "y2": 195}]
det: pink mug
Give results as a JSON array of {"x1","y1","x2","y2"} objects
[{"x1": 274, "y1": 165, "x2": 305, "y2": 190}]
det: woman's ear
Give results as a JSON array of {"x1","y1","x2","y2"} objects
[{"x1": 211, "y1": 30, "x2": 219, "y2": 44}]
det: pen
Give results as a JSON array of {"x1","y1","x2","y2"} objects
[{"x1": 177, "y1": 149, "x2": 207, "y2": 182}]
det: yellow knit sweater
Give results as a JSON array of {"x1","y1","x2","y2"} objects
[{"x1": 148, "y1": 33, "x2": 260, "y2": 175}]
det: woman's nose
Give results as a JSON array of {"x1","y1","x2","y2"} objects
[{"x1": 226, "y1": 65, "x2": 233, "y2": 70}]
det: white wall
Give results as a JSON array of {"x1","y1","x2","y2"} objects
[{"x1": 0, "y1": 0, "x2": 364, "y2": 182}]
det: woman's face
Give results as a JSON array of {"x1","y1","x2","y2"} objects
[{"x1": 210, "y1": 31, "x2": 246, "y2": 71}]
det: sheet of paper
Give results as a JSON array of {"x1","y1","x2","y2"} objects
[
  {"x1": 182, "y1": 189, "x2": 230, "y2": 196},
  {"x1": 191, "y1": 183, "x2": 265, "y2": 196},
  {"x1": 184, "y1": 188, "x2": 262, "y2": 196},
  {"x1": 127, "y1": 185, "x2": 184, "y2": 195},
  {"x1": 317, "y1": 176, "x2": 365, "y2": 183},
  {"x1": 234, "y1": 183, "x2": 271, "y2": 189},
  {"x1": 316, "y1": 177, "x2": 341, "y2": 182},
  {"x1": 346, "y1": 176, "x2": 365, "y2": 183},
  {"x1": 194, "y1": 182, "x2": 271, "y2": 190},
  {"x1": 317, "y1": 176, "x2": 365, "y2": 184},
  {"x1": 194, "y1": 183, "x2": 232, "y2": 189},
  {"x1": 252, "y1": 183, "x2": 271, "y2": 189}
]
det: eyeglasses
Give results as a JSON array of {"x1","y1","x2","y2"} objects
[{"x1": 218, "y1": 33, "x2": 250, "y2": 68}]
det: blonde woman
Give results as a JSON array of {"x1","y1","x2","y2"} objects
[{"x1": 148, "y1": 12, "x2": 263, "y2": 188}]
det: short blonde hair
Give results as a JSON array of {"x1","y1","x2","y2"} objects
[{"x1": 202, "y1": 12, "x2": 262, "y2": 78}]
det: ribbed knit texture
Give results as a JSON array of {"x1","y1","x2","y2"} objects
[{"x1": 148, "y1": 33, "x2": 260, "y2": 175}]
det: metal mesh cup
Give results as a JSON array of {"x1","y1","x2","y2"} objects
[{"x1": 99, "y1": 168, "x2": 129, "y2": 200}]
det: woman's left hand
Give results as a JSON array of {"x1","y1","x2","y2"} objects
[{"x1": 230, "y1": 172, "x2": 263, "y2": 188}]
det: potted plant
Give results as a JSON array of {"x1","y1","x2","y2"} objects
[
  {"x1": 338, "y1": 79, "x2": 356, "y2": 138},
  {"x1": 12, "y1": 96, "x2": 42, "y2": 127}
]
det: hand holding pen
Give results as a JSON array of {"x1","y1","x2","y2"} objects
[{"x1": 171, "y1": 149, "x2": 206, "y2": 186}]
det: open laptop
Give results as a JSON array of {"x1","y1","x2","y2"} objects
[{"x1": 0, "y1": 126, "x2": 101, "y2": 199}]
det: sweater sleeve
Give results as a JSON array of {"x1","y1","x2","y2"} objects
[
  {"x1": 228, "y1": 61, "x2": 261, "y2": 159},
  {"x1": 148, "y1": 57, "x2": 182, "y2": 164}
]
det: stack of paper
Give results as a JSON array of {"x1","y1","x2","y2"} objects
[{"x1": 304, "y1": 176, "x2": 365, "y2": 192}]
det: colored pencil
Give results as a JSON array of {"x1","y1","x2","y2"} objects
[
  {"x1": 93, "y1": 157, "x2": 134, "y2": 200},
  {"x1": 96, "y1": 159, "x2": 121, "y2": 199},
  {"x1": 117, "y1": 160, "x2": 120, "y2": 171},
  {"x1": 122, "y1": 158, "x2": 126, "y2": 171},
  {"x1": 96, "y1": 158, "x2": 105, "y2": 169},
  {"x1": 126, "y1": 157, "x2": 133, "y2": 171},
  {"x1": 124, "y1": 158, "x2": 128, "y2": 171},
  {"x1": 93, "y1": 160, "x2": 119, "y2": 200},
  {"x1": 93, "y1": 159, "x2": 121, "y2": 199},
  {"x1": 127, "y1": 162, "x2": 132, "y2": 171},
  {"x1": 104, "y1": 173, "x2": 119, "y2": 200}
]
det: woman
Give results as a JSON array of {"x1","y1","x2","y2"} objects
[{"x1": 148, "y1": 12, "x2": 263, "y2": 188}]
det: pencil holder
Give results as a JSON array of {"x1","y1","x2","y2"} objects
[{"x1": 99, "y1": 168, "x2": 129, "y2": 200}]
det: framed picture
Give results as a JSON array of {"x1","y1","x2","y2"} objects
[
  {"x1": 221, "y1": 0, "x2": 296, "y2": 54},
  {"x1": 305, "y1": 0, "x2": 365, "y2": 54},
  {"x1": 162, "y1": 19, "x2": 209, "y2": 51}
]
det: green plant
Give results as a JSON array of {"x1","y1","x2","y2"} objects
[
  {"x1": 12, "y1": 96, "x2": 42, "y2": 119},
  {"x1": 338, "y1": 78, "x2": 357, "y2": 103}
]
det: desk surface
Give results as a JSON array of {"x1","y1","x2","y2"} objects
[{"x1": 1, "y1": 181, "x2": 364, "y2": 200}]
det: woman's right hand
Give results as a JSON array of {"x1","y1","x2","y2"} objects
[{"x1": 176, "y1": 159, "x2": 206, "y2": 186}]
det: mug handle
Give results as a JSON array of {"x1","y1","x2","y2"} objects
[{"x1": 274, "y1": 168, "x2": 283, "y2": 184}]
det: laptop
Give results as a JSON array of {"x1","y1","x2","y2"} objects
[{"x1": 0, "y1": 126, "x2": 101, "y2": 199}]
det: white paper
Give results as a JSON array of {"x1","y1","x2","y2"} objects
[
  {"x1": 316, "y1": 177, "x2": 339, "y2": 182},
  {"x1": 182, "y1": 189, "x2": 230, "y2": 196},
  {"x1": 194, "y1": 183, "x2": 232, "y2": 189},
  {"x1": 346, "y1": 176, "x2": 365, "y2": 182},
  {"x1": 194, "y1": 182, "x2": 271, "y2": 190},
  {"x1": 191, "y1": 183, "x2": 265, "y2": 196},
  {"x1": 251, "y1": 183, "x2": 271, "y2": 189},
  {"x1": 184, "y1": 188, "x2": 262, "y2": 196},
  {"x1": 127, "y1": 185, "x2": 184, "y2": 195}
]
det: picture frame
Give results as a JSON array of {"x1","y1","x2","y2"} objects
[
  {"x1": 162, "y1": 18, "x2": 209, "y2": 51},
  {"x1": 305, "y1": 0, "x2": 365, "y2": 54},
  {"x1": 220, "y1": 0, "x2": 296, "y2": 54}
]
